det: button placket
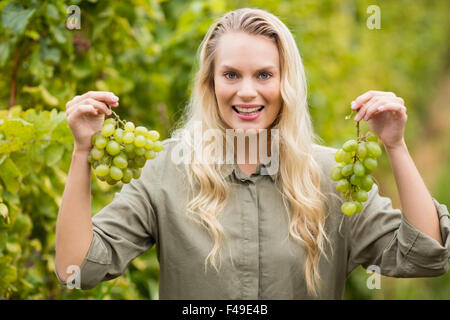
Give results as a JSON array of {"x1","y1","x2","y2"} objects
[{"x1": 240, "y1": 179, "x2": 260, "y2": 299}]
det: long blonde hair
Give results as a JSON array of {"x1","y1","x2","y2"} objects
[{"x1": 172, "y1": 8, "x2": 331, "y2": 297}]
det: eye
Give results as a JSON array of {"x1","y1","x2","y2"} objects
[
  {"x1": 224, "y1": 72, "x2": 237, "y2": 79},
  {"x1": 259, "y1": 72, "x2": 272, "y2": 80}
]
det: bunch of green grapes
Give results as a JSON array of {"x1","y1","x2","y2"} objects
[
  {"x1": 88, "y1": 109, "x2": 163, "y2": 185},
  {"x1": 331, "y1": 130, "x2": 382, "y2": 216}
]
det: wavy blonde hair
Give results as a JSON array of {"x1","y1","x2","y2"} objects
[{"x1": 172, "y1": 8, "x2": 331, "y2": 297}]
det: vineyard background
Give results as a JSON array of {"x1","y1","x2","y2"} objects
[{"x1": 0, "y1": 0, "x2": 449, "y2": 299}]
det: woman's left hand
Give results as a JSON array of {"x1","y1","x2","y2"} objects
[{"x1": 351, "y1": 90, "x2": 408, "y2": 149}]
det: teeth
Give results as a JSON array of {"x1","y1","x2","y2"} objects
[{"x1": 234, "y1": 106, "x2": 262, "y2": 113}]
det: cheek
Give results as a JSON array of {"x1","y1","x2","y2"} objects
[
  {"x1": 268, "y1": 81, "x2": 281, "y2": 99},
  {"x1": 265, "y1": 83, "x2": 282, "y2": 109},
  {"x1": 215, "y1": 83, "x2": 234, "y2": 103}
]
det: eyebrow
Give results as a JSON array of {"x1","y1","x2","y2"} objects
[{"x1": 220, "y1": 64, "x2": 277, "y2": 72}]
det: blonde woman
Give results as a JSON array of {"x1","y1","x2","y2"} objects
[{"x1": 56, "y1": 8, "x2": 449, "y2": 299}]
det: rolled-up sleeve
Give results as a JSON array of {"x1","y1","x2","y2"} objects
[
  {"x1": 346, "y1": 182, "x2": 450, "y2": 278},
  {"x1": 55, "y1": 162, "x2": 159, "y2": 290}
]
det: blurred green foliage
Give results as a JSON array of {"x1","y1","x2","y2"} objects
[{"x1": 0, "y1": 0, "x2": 448, "y2": 299}]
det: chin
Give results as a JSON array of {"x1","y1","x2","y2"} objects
[{"x1": 230, "y1": 121, "x2": 269, "y2": 132}]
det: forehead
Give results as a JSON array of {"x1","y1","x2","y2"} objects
[{"x1": 215, "y1": 32, "x2": 279, "y2": 71}]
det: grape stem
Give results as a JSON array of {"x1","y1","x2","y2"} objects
[
  {"x1": 107, "y1": 105, "x2": 127, "y2": 128},
  {"x1": 349, "y1": 120, "x2": 362, "y2": 202},
  {"x1": 356, "y1": 120, "x2": 360, "y2": 142}
]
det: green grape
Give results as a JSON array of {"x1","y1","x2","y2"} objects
[
  {"x1": 330, "y1": 164, "x2": 343, "y2": 181},
  {"x1": 99, "y1": 155, "x2": 112, "y2": 166},
  {"x1": 104, "y1": 118, "x2": 116, "y2": 126},
  {"x1": 353, "y1": 189, "x2": 368, "y2": 202},
  {"x1": 128, "y1": 159, "x2": 136, "y2": 168},
  {"x1": 114, "y1": 128, "x2": 124, "y2": 143},
  {"x1": 342, "y1": 139, "x2": 358, "y2": 152},
  {"x1": 145, "y1": 150, "x2": 156, "y2": 160},
  {"x1": 145, "y1": 139, "x2": 154, "y2": 150},
  {"x1": 363, "y1": 157, "x2": 377, "y2": 172},
  {"x1": 367, "y1": 141, "x2": 382, "y2": 158},
  {"x1": 126, "y1": 151, "x2": 136, "y2": 160},
  {"x1": 342, "y1": 151, "x2": 353, "y2": 164},
  {"x1": 134, "y1": 155, "x2": 146, "y2": 168},
  {"x1": 123, "y1": 143, "x2": 134, "y2": 153},
  {"x1": 147, "y1": 130, "x2": 160, "y2": 142},
  {"x1": 121, "y1": 168, "x2": 133, "y2": 183},
  {"x1": 153, "y1": 141, "x2": 163, "y2": 152},
  {"x1": 90, "y1": 147, "x2": 104, "y2": 160},
  {"x1": 134, "y1": 135, "x2": 147, "y2": 148},
  {"x1": 361, "y1": 175, "x2": 374, "y2": 191},
  {"x1": 123, "y1": 132, "x2": 135, "y2": 144},
  {"x1": 135, "y1": 147, "x2": 146, "y2": 156},
  {"x1": 334, "y1": 149, "x2": 345, "y2": 163},
  {"x1": 350, "y1": 174, "x2": 362, "y2": 187},
  {"x1": 97, "y1": 175, "x2": 107, "y2": 182},
  {"x1": 106, "y1": 140, "x2": 121, "y2": 156},
  {"x1": 94, "y1": 136, "x2": 108, "y2": 149},
  {"x1": 336, "y1": 179, "x2": 350, "y2": 193},
  {"x1": 106, "y1": 176, "x2": 118, "y2": 185},
  {"x1": 353, "y1": 161, "x2": 365, "y2": 177},
  {"x1": 102, "y1": 123, "x2": 115, "y2": 137},
  {"x1": 91, "y1": 131, "x2": 102, "y2": 145},
  {"x1": 87, "y1": 153, "x2": 93, "y2": 164},
  {"x1": 341, "y1": 164, "x2": 353, "y2": 177},
  {"x1": 356, "y1": 142, "x2": 367, "y2": 159},
  {"x1": 125, "y1": 122, "x2": 135, "y2": 132},
  {"x1": 94, "y1": 164, "x2": 109, "y2": 177},
  {"x1": 135, "y1": 126, "x2": 148, "y2": 136},
  {"x1": 354, "y1": 201, "x2": 363, "y2": 213},
  {"x1": 366, "y1": 131, "x2": 378, "y2": 142},
  {"x1": 341, "y1": 202, "x2": 357, "y2": 216},
  {"x1": 132, "y1": 168, "x2": 141, "y2": 179},
  {"x1": 110, "y1": 166, "x2": 123, "y2": 180},
  {"x1": 113, "y1": 155, "x2": 128, "y2": 169}
]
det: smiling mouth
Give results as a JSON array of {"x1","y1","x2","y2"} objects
[{"x1": 232, "y1": 106, "x2": 264, "y2": 115}]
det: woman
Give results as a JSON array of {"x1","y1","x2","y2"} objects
[{"x1": 56, "y1": 8, "x2": 449, "y2": 299}]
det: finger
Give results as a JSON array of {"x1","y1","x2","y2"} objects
[
  {"x1": 67, "y1": 104, "x2": 98, "y2": 127},
  {"x1": 366, "y1": 96, "x2": 406, "y2": 121},
  {"x1": 68, "y1": 91, "x2": 119, "y2": 110},
  {"x1": 358, "y1": 98, "x2": 388, "y2": 121},
  {"x1": 362, "y1": 99, "x2": 390, "y2": 121},
  {"x1": 84, "y1": 91, "x2": 119, "y2": 105},
  {"x1": 351, "y1": 91, "x2": 378, "y2": 110},
  {"x1": 78, "y1": 98, "x2": 112, "y2": 115},
  {"x1": 368, "y1": 102, "x2": 407, "y2": 121},
  {"x1": 353, "y1": 95, "x2": 380, "y2": 121},
  {"x1": 351, "y1": 90, "x2": 394, "y2": 111},
  {"x1": 67, "y1": 104, "x2": 98, "y2": 123},
  {"x1": 74, "y1": 104, "x2": 98, "y2": 118},
  {"x1": 66, "y1": 95, "x2": 81, "y2": 110}
]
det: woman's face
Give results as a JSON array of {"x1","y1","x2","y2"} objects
[{"x1": 213, "y1": 32, "x2": 282, "y2": 131}]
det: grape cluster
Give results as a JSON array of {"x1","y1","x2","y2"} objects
[
  {"x1": 88, "y1": 110, "x2": 163, "y2": 185},
  {"x1": 331, "y1": 130, "x2": 382, "y2": 216}
]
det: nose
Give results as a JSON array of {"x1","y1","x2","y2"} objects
[{"x1": 237, "y1": 78, "x2": 257, "y2": 100}]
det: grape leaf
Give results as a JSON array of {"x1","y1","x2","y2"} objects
[
  {"x1": 44, "y1": 142, "x2": 65, "y2": 166},
  {"x1": 0, "y1": 157, "x2": 22, "y2": 193},
  {"x1": 0, "y1": 119, "x2": 35, "y2": 141},
  {"x1": 1, "y1": 2, "x2": 35, "y2": 35}
]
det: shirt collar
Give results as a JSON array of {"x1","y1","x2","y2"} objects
[{"x1": 220, "y1": 161, "x2": 278, "y2": 182}]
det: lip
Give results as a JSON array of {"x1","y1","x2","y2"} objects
[
  {"x1": 233, "y1": 104, "x2": 263, "y2": 108},
  {"x1": 232, "y1": 105, "x2": 265, "y2": 121}
]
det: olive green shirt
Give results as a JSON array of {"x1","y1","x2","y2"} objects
[{"x1": 56, "y1": 139, "x2": 450, "y2": 299}]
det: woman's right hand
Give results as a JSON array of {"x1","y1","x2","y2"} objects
[{"x1": 65, "y1": 91, "x2": 119, "y2": 153}]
